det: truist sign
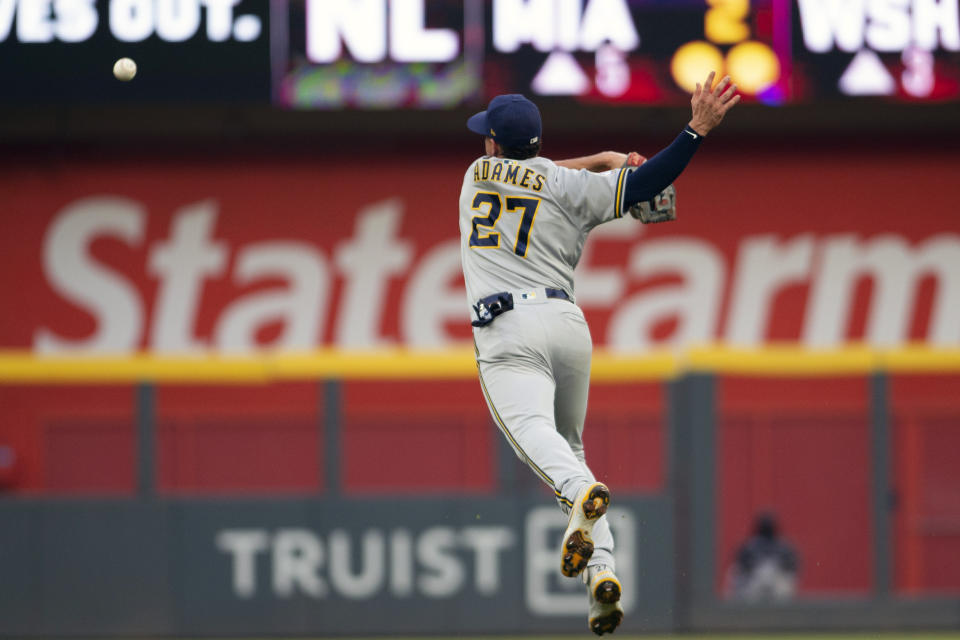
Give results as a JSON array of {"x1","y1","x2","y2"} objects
[
  {"x1": 0, "y1": 497, "x2": 670, "y2": 636},
  {"x1": 213, "y1": 507, "x2": 637, "y2": 615},
  {"x1": 2, "y1": 152, "x2": 958, "y2": 353}
]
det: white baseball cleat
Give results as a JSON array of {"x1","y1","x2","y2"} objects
[
  {"x1": 559, "y1": 482, "x2": 611, "y2": 578},
  {"x1": 587, "y1": 564, "x2": 622, "y2": 604},
  {"x1": 586, "y1": 565, "x2": 624, "y2": 636}
]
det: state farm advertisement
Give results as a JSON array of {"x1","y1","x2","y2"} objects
[{"x1": 1, "y1": 147, "x2": 958, "y2": 354}]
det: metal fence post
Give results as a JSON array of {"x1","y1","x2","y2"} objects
[
  {"x1": 870, "y1": 372, "x2": 894, "y2": 598},
  {"x1": 323, "y1": 379, "x2": 342, "y2": 495},
  {"x1": 669, "y1": 372, "x2": 717, "y2": 631},
  {"x1": 687, "y1": 374, "x2": 718, "y2": 604},
  {"x1": 667, "y1": 374, "x2": 691, "y2": 631},
  {"x1": 136, "y1": 383, "x2": 156, "y2": 498}
]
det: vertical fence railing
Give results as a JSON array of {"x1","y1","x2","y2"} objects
[
  {"x1": 322, "y1": 379, "x2": 342, "y2": 496},
  {"x1": 136, "y1": 383, "x2": 156, "y2": 499},
  {"x1": 870, "y1": 372, "x2": 894, "y2": 599}
]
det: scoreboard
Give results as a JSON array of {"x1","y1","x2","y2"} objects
[
  {"x1": 2, "y1": 0, "x2": 959, "y2": 108},
  {"x1": 0, "y1": 0, "x2": 271, "y2": 104},
  {"x1": 279, "y1": 0, "x2": 960, "y2": 108}
]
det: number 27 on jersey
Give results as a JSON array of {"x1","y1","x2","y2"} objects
[{"x1": 469, "y1": 192, "x2": 540, "y2": 258}]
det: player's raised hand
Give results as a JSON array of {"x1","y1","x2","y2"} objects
[{"x1": 688, "y1": 71, "x2": 740, "y2": 136}]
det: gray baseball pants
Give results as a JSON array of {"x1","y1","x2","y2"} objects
[{"x1": 473, "y1": 294, "x2": 615, "y2": 570}]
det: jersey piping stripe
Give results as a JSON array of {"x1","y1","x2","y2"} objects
[
  {"x1": 476, "y1": 364, "x2": 556, "y2": 488},
  {"x1": 554, "y1": 489, "x2": 574, "y2": 508},
  {"x1": 614, "y1": 168, "x2": 628, "y2": 218}
]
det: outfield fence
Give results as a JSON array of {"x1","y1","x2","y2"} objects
[{"x1": 1, "y1": 346, "x2": 959, "y2": 635}]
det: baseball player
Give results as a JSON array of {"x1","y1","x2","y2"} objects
[{"x1": 459, "y1": 71, "x2": 739, "y2": 635}]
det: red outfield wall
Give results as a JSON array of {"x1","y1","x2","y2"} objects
[
  {"x1": 1, "y1": 146, "x2": 958, "y2": 353},
  {"x1": 1, "y1": 145, "x2": 959, "y2": 597}
]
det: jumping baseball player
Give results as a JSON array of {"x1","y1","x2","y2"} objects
[{"x1": 459, "y1": 72, "x2": 739, "y2": 635}]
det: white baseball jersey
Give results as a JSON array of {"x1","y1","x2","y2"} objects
[{"x1": 459, "y1": 155, "x2": 628, "y2": 308}]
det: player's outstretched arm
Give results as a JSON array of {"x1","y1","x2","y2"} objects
[
  {"x1": 556, "y1": 151, "x2": 644, "y2": 172},
  {"x1": 621, "y1": 71, "x2": 740, "y2": 204}
]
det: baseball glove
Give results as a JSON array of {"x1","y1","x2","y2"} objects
[
  {"x1": 620, "y1": 156, "x2": 677, "y2": 224},
  {"x1": 627, "y1": 183, "x2": 677, "y2": 224}
]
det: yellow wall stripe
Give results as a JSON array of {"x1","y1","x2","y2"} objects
[{"x1": 0, "y1": 345, "x2": 959, "y2": 384}]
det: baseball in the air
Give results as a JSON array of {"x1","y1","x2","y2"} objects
[{"x1": 113, "y1": 57, "x2": 137, "y2": 82}]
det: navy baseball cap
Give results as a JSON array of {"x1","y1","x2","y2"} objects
[{"x1": 467, "y1": 94, "x2": 542, "y2": 147}]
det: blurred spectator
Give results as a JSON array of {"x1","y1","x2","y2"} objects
[{"x1": 724, "y1": 512, "x2": 799, "y2": 602}]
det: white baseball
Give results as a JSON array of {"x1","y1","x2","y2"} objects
[{"x1": 113, "y1": 57, "x2": 137, "y2": 82}]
